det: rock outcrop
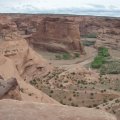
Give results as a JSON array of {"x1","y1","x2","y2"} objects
[
  {"x1": 0, "y1": 77, "x2": 21, "y2": 100},
  {"x1": 32, "y1": 17, "x2": 84, "y2": 53},
  {"x1": 0, "y1": 30, "x2": 52, "y2": 81},
  {"x1": 0, "y1": 24, "x2": 59, "y2": 104},
  {"x1": 0, "y1": 48, "x2": 59, "y2": 104},
  {"x1": 0, "y1": 99, "x2": 117, "y2": 120}
]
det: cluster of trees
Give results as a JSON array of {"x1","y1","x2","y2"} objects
[{"x1": 91, "y1": 47, "x2": 110, "y2": 69}]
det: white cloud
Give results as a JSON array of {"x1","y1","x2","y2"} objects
[{"x1": 0, "y1": 0, "x2": 120, "y2": 17}]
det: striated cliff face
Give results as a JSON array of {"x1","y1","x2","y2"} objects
[
  {"x1": 32, "y1": 17, "x2": 84, "y2": 53},
  {"x1": 0, "y1": 14, "x2": 120, "y2": 51},
  {"x1": 0, "y1": 29, "x2": 52, "y2": 81}
]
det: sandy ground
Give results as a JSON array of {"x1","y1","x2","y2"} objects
[{"x1": 35, "y1": 46, "x2": 97, "y2": 67}]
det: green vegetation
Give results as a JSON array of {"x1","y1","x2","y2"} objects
[
  {"x1": 55, "y1": 52, "x2": 80, "y2": 60},
  {"x1": 55, "y1": 54, "x2": 62, "y2": 60},
  {"x1": 100, "y1": 61, "x2": 120, "y2": 75},
  {"x1": 30, "y1": 79, "x2": 37, "y2": 85},
  {"x1": 91, "y1": 47, "x2": 110, "y2": 69},
  {"x1": 55, "y1": 53, "x2": 71, "y2": 60},
  {"x1": 62, "y1": 53, "x2": 71, "y2": 60},
  {"x1": 98, "y1": 47, "x2": 110, "y2": 57},
  {"x1": 91, "y1": 47, "x2": 120, "y2": 75},
  {"x1": 83, "y1": 41, "x2": 96, "y2": 46},
  {"x1": 81, "y1": 33, "x2": 97, "y2": 38},
  {"x1": 74, "y1": 52, "x2": 80, "y2": 58},
  {"x1": 91, "y1": 56, "x2": 105, "y2": 68}
]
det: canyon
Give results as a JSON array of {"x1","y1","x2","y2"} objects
[{"x1": 0, "y1": 14, "x2": 119, "y2": 120}]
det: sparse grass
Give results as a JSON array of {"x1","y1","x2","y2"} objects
[
  {"x1": 55, "y1": 52, "x2": 80, "y2": 60},
  {"x1": 29, "y1": 67, "x2": 119, "y2": 110},
  {"x1": 100, "y1": 61, "x2": 120, "y2": 75}
]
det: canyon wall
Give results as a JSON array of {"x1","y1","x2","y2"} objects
[{"x1": 32, "y1": 17, "x2": 84, "y2": 53}]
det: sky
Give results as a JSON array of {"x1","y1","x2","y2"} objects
[{"x1": 0, "y1": 0, "x2": 120, "y2": 17}]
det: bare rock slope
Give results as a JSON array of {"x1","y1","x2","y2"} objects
[
  {"x1": 0, "y1": 22, "x2": 58, "y2": 104},
  {"x1": 0, "y1": 30, "x2": 52, "y2": 81},
  {"x1": 0, "y1": 99, "x2": 117, "y2": 120},
  {"x1": 0, "y1": 54, "x2": 59, "y2": 104}
]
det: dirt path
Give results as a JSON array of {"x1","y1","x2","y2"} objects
[
  {"x1": 35, "y1": 46, "x2": 97, "y2": 67},
  {"x1": 76, "y1": 51, "x2": 97, "y2": 65}
]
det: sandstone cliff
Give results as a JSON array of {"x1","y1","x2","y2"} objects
[
  {"x1": 0, "y1": 30, "x2": 52, "y2": 81},
  {"x1": 0, "y1": 23, "x2": 58, "y2": 104},
  {"x1": 32, "y1": 17, "x2": 84, "y2": 53},
  {"x1": 0, "y1": 54, "x2": 59, "y2": 104}
]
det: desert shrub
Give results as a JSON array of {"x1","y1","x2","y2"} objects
[
  {"x1": 55, "y1": 53, "x2": 71, "y2": 60},
  {"x1": 75, "y1": 104, "x2": 79, "y2": 107},
  {"x1": 81, "y1": 33, "x2": 97, "y2": 38},
  {"x1": 93, "y1": 104, "x2": 97, "y2": 107},
  {"x1": 55, "y1": 55, "x2": 62, "y2": 60},
  {"x1": 71, "y1": 102, "x2": 75, "y2": 106},
  {"x1": 96, "y1": 106, "x2": 100, "y2": 109},
  {"x1": 28, "y1": 93, "x2": 33, "y2": 96},
  {"x1": 90, "y1": 93, "x2": 94, "y2": 96},
  {"x1": 98, "y1": 47, "x2": 110, "y2": 57},
  {"x1": 74, "y1": 52, "x2": 80, "y2": 58},
  {"x1": 62, "y1": 53, "x2": 71, "y2": 60},
  {"x1": 68, "y1": 97, "x2": 72, "y2": 101},
  {"x1": 83, "y1": 41, "x2": 96, "y2": 46},
  {"x1": 64, "y1": 80, "x2": 68, "y2": 83},
  {"x1": 88, "y1": 105, "x2": 92, "y2": 108},
  {"x1": 103, "y1": 99, "x2": 107, "y2": 103},
  {"x1": 50, "y1": 90, "x2": 54, "y2": 93},
  {"x1": 59, "y1": 84, "x2": 63, "y2": 88},
  {"x1": 115, "y1": 99, "x2": 120, "y2": 103},
  {"x1": 100, "y1": 61, "x2": 120, "y2": 75},
  {"x1": 60, "y1": 100, "x2": 63, "y2": 104},
  {"x1": 91, "y1": 56, "x2": 105, "y2": 68},
  {"x1": 30, "y1": 79, "x2": 37, "y2": 85}
]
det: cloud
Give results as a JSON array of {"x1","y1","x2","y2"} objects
[{"x1": 0, "y1": 1, "x2": 120, "y2": 17}]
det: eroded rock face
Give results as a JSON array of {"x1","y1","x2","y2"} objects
[
  {"x1": 0, "y1": 99, "x2": 117, "y2": 120},
  {"x1": 0, "y1": 77, "x2": 21, "y2": 100},
  {"x1": 0, "y1": 30, "x2": 52, "y2": 81},
  {"x1": 32, "y1": 17, "x2": 84, "y2": 53},
  {"x1": 0, "y1": 56, "x2": 59, "y2": 104}
]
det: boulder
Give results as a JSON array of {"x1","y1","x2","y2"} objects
[{"x1": 0, "y1": 77, "x2": 21, "y2": 100}]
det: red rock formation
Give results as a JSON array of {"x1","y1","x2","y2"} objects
[{"x1": 32, "y1": 17, "x2": 84, "y2": 53}]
